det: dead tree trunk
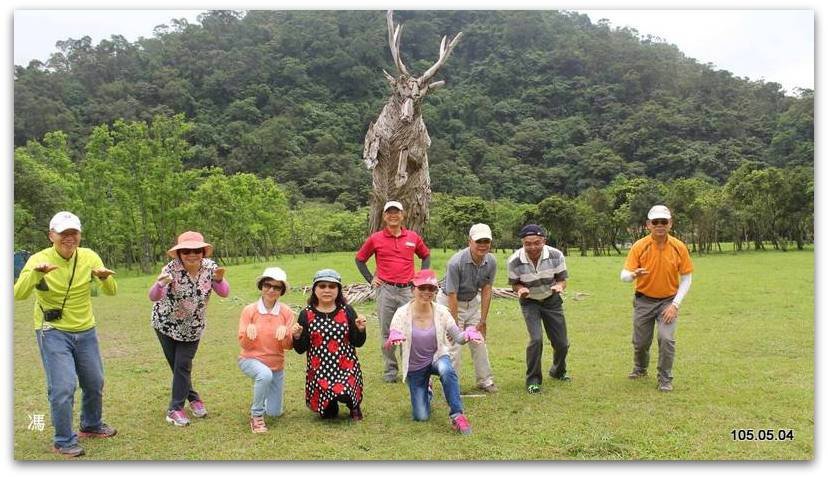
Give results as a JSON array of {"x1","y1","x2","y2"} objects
[{"x1": 363, "y1": 11, "x2": 462, "y2": 234}]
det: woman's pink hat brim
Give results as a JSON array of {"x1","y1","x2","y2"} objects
[{"x1": 167, "y1": 231, "x2": 214, "y2": 258}]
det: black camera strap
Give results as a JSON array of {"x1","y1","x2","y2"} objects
[{"x1": 39, "y1": 251, "x2": 78, "y2": 317}]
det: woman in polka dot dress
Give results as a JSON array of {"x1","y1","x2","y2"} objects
[{"x1": 292, "y1": 269, "x2": 367, "y2": 420}]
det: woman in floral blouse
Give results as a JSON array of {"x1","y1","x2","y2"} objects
[
  {"x1": 149, "y1": 231, "x2": 230, "y2": 427},
  {"x1": 291, "y1": 269, "x2": 367, "y2": 420}
]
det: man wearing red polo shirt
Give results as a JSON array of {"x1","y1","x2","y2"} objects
[{"x1": 356, "y1": 201, "x2": 431, "y2": 383}]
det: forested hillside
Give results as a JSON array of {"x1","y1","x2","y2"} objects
[
  {"x1": 14, "y1": 10, "x2": 813, "y2": 269},
  {"x1": 15, "y1": 10, "x2": 813, "y2": 203}
]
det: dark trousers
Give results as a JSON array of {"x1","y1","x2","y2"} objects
[
  {"x1": 155, "y1": 330, "x2": 201, "y2": 411},
  {"x1": 321, "y1": 395, "x2": 356, "y2": 419},
  {"x1": 520, "y1": 294, "x2": 569, "y2": 386}
]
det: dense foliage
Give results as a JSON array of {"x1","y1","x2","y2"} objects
[{"x1": 13, "y1": 10, "x2": 813, "y2": 267}]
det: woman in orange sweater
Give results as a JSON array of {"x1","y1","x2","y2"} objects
[{"x1": 237, "y1": 267, "x2": 294, "y2": 433}]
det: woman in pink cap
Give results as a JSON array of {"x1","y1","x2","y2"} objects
[
  {"x1": 148, "y1": 231, "x2": 230, "y2": 427},
  {"x1": 386, "y1": 269, "x2": 483, "y2": 435}
]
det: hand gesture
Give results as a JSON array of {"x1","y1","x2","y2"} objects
[
  {"x1": 246, "y1": 323, "x2": 258, "y2": 341},
  {"x1": 660, "y1": 303, "x2": 679, "y2": 324},
  {"x1": 550, "y1": 283, "x2": 564, "y2": 294},
  {"x1": 355, "y1": 314, "x2": 367, "y2": 331},
  {"x1": 371, "y1": 276, "x2": 384, "y2": 288},
  {"x1": 34, "y1": 263, "x2": 58, "y2": 274},
  {"x1": 157, "y1": 271, "x2": 173, "y2": 286},
  {"x1": 291, "y1": 322, "x2": 304, "y2": 339},
  {"x1": 463, "y1": 326, "x2": 484, "y2": 343},
  {"x1": 633, "y1": 268, "x2": 649, "y2": 278},
  {"x1": 92, "y1": 267, "x2": 116, "y2": 280},
  {"x1": 517, "y1": 287, "x2": 530, "y2": 299},
  {"x1": 275, "y1": 325, "x2": 288, "y2": 341},
  {"x1": 476, "y1": 321, "x2": 487, "y2": 338},
  {"x1": 383, "y1": 329, "x2": 405, "y2": 350},
  {"x1": 213, "y1": 267, "x2": 226, "y2": 282}
]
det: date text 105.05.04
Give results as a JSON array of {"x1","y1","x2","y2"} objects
[{"x1": 731, "y1": 429, "x2": 795, "y2": 441}]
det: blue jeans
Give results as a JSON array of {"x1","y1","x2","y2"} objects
[
  {"x1": 406, "y1": 355, "x2": 463, "y2": 421},
  {"x1": 36, "y1": 327, "x2": 105, "y2": 448},
  {"x1": 238, "y1": 358, "x2": 285, "y2": 417}
]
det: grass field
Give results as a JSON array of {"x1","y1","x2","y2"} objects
[{"x1": 12, "y1": 248, "x2": 814, "y2": 460}]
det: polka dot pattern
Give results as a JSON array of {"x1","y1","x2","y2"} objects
[{"x1": 302, "y1": 305, "x2": 364, "y2": 415}]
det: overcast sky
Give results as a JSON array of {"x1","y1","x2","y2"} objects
[{"x1": 12, "y1": 7, "x2": 814, "y2": 95}]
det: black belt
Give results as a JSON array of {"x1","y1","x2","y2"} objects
[
  {"x1": 635, "y1": 291, "x2": 675, "y2": 301},
  {"x1": 383, "y1": 281, "x2": 411, "y2": 288}
]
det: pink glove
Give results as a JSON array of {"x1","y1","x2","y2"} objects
[
  {"x1": 383, "y1": 329, "x2": 406, "y2": 350},
  {"x1": 463, "y1": 326, "x2": 484, "y2": 342}
]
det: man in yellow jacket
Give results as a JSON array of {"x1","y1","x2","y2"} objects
[{"x1": 14, "y1": 211, "x2": 118, "y2": 457}]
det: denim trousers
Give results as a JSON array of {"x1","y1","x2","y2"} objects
[
  {"x1": 406, "y1": 355, "x2": 463, "y2": 421},
  {"x1": 36, "y1": 327, "x2": 105, "y2": 448},
  {"x1": 238, "y1": 358, "x2": 285, "y2": 417},
  {"x1": 155, "y1": 330, "x2": 201, "y2": 411}
]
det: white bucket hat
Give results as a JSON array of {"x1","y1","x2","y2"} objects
[{"x1": 257, "y1": 267, "x2": 289, "y2": 293}]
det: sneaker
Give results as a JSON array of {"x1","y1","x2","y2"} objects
[
  {"x1": 250, "y1": 415, "x2": 267, "y2": 433},
  {"x1": 450, "y1": 413, "x2": 472, "y2": 435},
  {"x1": 658, "y1": 380, "x2": 673, "y2": 392},
  {"x1": 628, "y1": 369, "x2": 648, "y2": 380},
  {"x1": 551, "y1": 374, "x2": 571, "y2": 382},
  {"x1": 53, "y1": 444, "x2": 85, "y2": 457},
  {"x1": 527, "y1": 384, "x2": 541, "y2": 394},
  {"x1": 190, "y1": 399, "x2": 208, "y2": 418},
  {"x1": 165, "y1": 409, "x2": 190, "y2": 427},
  {"x1": 349, "y1": 405, "x2": 364, "y2": 421},
  {"x1": 478, "y1": 383, "x2": 498, "y2": 393},
  {"x1": 78, "y1": 423, "x2": 117, "y2": 438}
]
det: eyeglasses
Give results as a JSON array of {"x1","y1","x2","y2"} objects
[
  {"x1": 474, "y1": 239, "x2": 492, "y2": 245},
  {"x1": 180, "y1": 248, "x2": 204, "y2": 255},
  {"x1": 416, "y1": 286, "x2": 437, "y2": 293},
  {"x1": 315, "y1": 283, "x2": 339, "y2": 290},
  {"x1": 650, "y1": 219, "x2": 669, "y2": 226},
  {"x1": 261, "y1": 282, "x2": 283, "y2": 291}
]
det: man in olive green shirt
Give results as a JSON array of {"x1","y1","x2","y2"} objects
[{"x1": 14, "y1": 211, "x2": 118, "y2": 457}]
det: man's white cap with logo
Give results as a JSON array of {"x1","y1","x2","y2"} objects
[
  {"x1": 383, "y1": 201, "x2": 404, "y2": 212},
  {"x1": 469, "y1": 223, "x2": 492, "y2": 241},
  {"x1": 50, "y1": 211, "x2": 82, "y2": 233},
  {"x1": 647, "y1": 205, "x2": 671, "y2": 220}
]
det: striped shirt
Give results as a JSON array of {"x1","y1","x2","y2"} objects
[{"x1": 507, "y1": 245, "x2": 568, "y2": 301}]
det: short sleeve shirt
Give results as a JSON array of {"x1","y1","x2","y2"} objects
[
  {"x1": 441, "y1": 248, "x2": 497, "y2": 301},
  {"x1": 624, "y1": 234, "x2": 694, "y2": 299},
  {"x1": 507, "y1": 245, "x2": 568, "y2": 301},
  {"x1": 355, "y1": 227, "x2": 430, "y2": 283}
]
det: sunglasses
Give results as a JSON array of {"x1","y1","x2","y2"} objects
[
  {"x1": 416, "y1": 285, "x2": 438, "y2": 293},
  {"x1": 316, "y1": 283, "x2": 339, "y2": 290},
  {"x1": 180, "y1": 248, "x2": 204, "y2": 255},
  {"x1": 474, "y1": 239, "x2": 492, "y2": 245},
  {"x1": 261, "y1": 282, "x2": 283, "y2": 291},
  {"x1": 650, "y1": 219, "x2": 669, "y2": 226}
]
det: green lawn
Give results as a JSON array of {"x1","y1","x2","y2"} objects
[{"x1": 13, "y1": 249, "x2": 814, "y2": 460}]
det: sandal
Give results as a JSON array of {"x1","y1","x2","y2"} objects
[
  {"x1": 250, "y1": 415, "x2": 267, "y2": 433},
  {"x1": 527, "y1": 384, "x2": 541, "y2": 394}
]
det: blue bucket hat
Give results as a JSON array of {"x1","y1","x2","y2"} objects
[{"x1": 312, "y1": 268, "x2": 342, "y2": 286}]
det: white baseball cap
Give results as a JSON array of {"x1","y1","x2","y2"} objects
[
  {"x1": 647, "y1": 205, "x2": 672, "y2": 220},
  {"x1": 469, "y1": 223, "x2": 492, "y2": 241},
  {"x1": 383, "y1": 201, "x2": 404, "y2": 212},
  {"x1": 257, "y1": 267, "x2": 289, "y2": 293},
  {"x1": 49, "y1": 211, "x2": 82, "y2": 233}
]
